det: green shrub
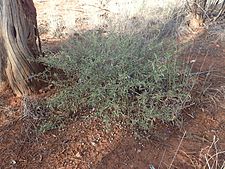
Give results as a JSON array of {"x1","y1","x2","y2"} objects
[
  {"x1": 37, "y1": 116, "x2": 64, "y2": 133},
  {"x1": 43, "y1": 31, "x2": 193, "y2": 131}
]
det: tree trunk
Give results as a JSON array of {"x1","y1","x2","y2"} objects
[
  {"x1": 0, "y1": 0, "x2": 44, "y2": 96},
  {"x1": 0, "y1": 37, "x2": 7, "y2": 91},
  {"x1": 0, "y1": 0, "x2": 6, "y2": 89}
]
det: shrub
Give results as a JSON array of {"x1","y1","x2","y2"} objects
[{"x1": 43, "y1": 30, "x2": 193, "y2": 131}]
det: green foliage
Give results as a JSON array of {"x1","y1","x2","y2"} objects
[
  {"x1": 38, "y1": 116, "x2": 64, "y2": 133},
  {"x1": 38, "y1": 121, "x2": 57, "y2": 133},
  {"x1": 43, "y1": 31, "x2": 193, "y2": 131}
]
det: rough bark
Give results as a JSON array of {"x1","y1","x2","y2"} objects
[
  {"x1": 0, "y1": 0, "x2": 44, "y2": 96},
  {"x1": 0, "y1": 0, "x2": 6, "y2": 88}
]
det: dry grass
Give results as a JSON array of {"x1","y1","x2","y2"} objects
[
  {"x1": 200, "y1": 136, "x2": 225, "y2": 169},
  {"x1": 34, "y1": 0, "x2": 187, "y2": 37}
]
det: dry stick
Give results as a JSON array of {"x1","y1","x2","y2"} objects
[
  {"x1": 206, "y1": 151, "x2": 225, "y2": 164},
  {"x1": 205, "y1": 151, "x2": 225, "y2": 169},
  {"x1": 192, "y1": 1, "x2": 211, "y2": 20},
  {"x1": 202, "y1": 70, "x2": 213, "y2": 90},
  {"x1": 203, "y1": 0, "x2": 207, "y2": 12},
  {"x1": 168, "y1": 131, "x2": 187, "y2": 169},
  {"x1": 191, "y1": 69, "x2": 220, "y2": 76},
  {"x1": 214, "y1": 0, "x2": 225, "y2": 21},
  {"x1": 179, "y1": 150, "x2": 197, "y2": 168},
  {"x1": 204, "y1": 136, "x2": 219, "y2": 169},
  {"x1": 84, "y1": 4, "x2": 111, "y2": 12},
  {"x1": 210, "y1": 0, "x2": 220, "y2": 14},
  {"x1": 186, "y1": 0, "x2": 193, "y2": 12},
  {"x1": 205, "y1": 154, "x2": 211, "y2": 169},
  {"x1": 209, "y1": 136, "x2": 218, "y2": 169},
  {"x1": 214, "y1": 136, "x2": 219, "y2": 169},
  {"x1": 185, "y1": 43, "x2": 198, "y2": 92},
  {"x1": 158, "y1": 149, "x2": 166, "y2": 169}
]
